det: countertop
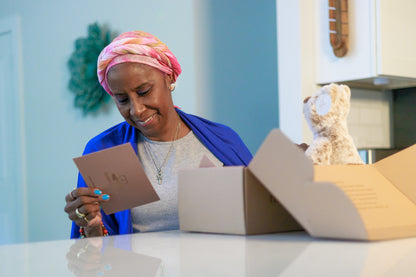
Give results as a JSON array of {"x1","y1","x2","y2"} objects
[{"x1": 1, "y1": 230, "x2": 416, "y2": 276}]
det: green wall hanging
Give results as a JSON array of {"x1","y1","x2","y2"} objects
[{"x1": 68, "y1": 22, "x2": 117, "y2": 114}]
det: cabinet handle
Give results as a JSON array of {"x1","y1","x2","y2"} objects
[{"x1": 329, "y1": 0, "x2": 349, "y2": 57}]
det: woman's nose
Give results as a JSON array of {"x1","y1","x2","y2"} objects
[{"x1": 130, "y1": 98, "x2": 146, "y2": 117}]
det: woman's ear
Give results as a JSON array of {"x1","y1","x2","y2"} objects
[{"x1": 165, "y1": 74, "x2": 174, "y2": 88}]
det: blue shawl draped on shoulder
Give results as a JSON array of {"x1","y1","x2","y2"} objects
[{"x1": 71, "y1": 109, "x2": 252, "y2": 238}]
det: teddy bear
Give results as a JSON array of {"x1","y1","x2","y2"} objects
[{"x1": 302, "y1": 83, "x2": 363, "y2": 165}]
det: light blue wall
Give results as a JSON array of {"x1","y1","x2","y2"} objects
[
  {"x1": 0, "y1": 0, "x2": 195, "y2": 243},
  {"x1": 0, "y1": 0, "x2": 279, "y2": 243},
  {"x1": 195, "y1": 0, "x2": 279, "y2": 154}
]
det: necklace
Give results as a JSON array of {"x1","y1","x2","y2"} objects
[{"x1": 143, "y1": 120, "x2": 181, "y2": 185}]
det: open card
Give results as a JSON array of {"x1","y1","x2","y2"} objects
[{"x1": 73, "y1": 143, "x2": 159, "y2": 215}]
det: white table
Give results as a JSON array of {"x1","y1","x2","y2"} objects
[{"x1": 1, "y1": 230, "x2": 416, "y2": 276}]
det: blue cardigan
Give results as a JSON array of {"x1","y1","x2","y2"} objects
[{"x1": 71, "y1": 109, "x2": 252, "y2": 238}]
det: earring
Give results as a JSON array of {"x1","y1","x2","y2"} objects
[{"x1": 170, "y1": 83, "x2": 176, "y2": 91}]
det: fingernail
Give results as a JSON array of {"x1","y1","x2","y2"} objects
[
  {"x1": 103, "y1": 194, "x2": 110, "y2": 200},
  {"x1": 94, "y1": 189, "x2": 102, "y2": 195}
]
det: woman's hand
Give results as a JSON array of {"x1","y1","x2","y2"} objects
[{"x1": 64, "y1": 188, "x2": 110, "y2": 237}]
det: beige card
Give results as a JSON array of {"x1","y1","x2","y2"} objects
[{"x1": 73, "y1": 143, "x2": 159, "y2": 215}]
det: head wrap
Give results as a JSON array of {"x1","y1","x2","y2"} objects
[{"x1": 97, "y1": 31, "x2": 182, "y2": 96}]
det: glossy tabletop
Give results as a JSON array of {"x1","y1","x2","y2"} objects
[{"x1": 1, "y1": 230, "x2": 416, "y2": 276}]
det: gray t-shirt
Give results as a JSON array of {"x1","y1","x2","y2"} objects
[{"x1": 131, "y1": 130, "x2": 222, "y2": 233}]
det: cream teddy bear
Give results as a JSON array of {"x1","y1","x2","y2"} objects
[{"x1": 303, "y1": 83, "x2": 363, "y2": 165}]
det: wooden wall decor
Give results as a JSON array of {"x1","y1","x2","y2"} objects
[{"x1": 329, "y1": 0, "x2": 349, "y2": 57}]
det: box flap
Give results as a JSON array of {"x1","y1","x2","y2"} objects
[
  {"x1": 314, "y1": 164, "x2": 416, "y2": 240},
  {"x1": 302, "y1": 180, "x2": 368, "y2": 240},
  {"x1": 374, "y1": 144, "x2": 416, "y2": 204},
  {"x1": 247, "y1": 129, "x2": 314, "y2": 230},
  {"x1": 247, "y1": 129, "x2": 369, "y2": 240}
]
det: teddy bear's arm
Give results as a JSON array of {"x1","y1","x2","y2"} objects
[{"x1": 305, "y1": 137, "x2": 332, "y2": 165}]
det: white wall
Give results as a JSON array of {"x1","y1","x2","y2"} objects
[
  {"x1": 0, "y1": 0, "x2": 195, "y2": 242},
  {"x1": 277, "y1": 0, "x2": 317, "y2": 145}
]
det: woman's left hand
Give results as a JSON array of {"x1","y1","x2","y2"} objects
[{"x1": 64, "y1": 187, "x2": 109, "y2": 229}]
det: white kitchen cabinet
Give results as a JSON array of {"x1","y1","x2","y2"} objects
[{"x1": 316, "y1": 0, "x2": 416, "y2": 89}]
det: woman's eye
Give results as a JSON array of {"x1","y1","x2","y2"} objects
[
  {"x1": 116, "y1": 97, "x2": 129, "y2": 104},
  {"x1": 137, "y1": 89, "x2": 150, "y2": 96}
]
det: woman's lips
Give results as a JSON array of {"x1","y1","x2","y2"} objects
[{"x1": 137, "y1": 114, "x2": 156, "y2": 127}]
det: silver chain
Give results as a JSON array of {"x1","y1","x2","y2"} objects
[{"x1": 143, "y1": 120, "x2": 181, "y2": 185}]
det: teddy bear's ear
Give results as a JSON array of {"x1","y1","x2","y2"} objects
[
  {"x1": 315, "y1": 91, "x2": 332, "y2": 116},
  {"x1": 340, "y1": 84, "x2": 351, "y2": 98}
]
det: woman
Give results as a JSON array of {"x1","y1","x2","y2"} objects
[{"x1": 64, "y1": 31, "x2": 252, "y2": 238}]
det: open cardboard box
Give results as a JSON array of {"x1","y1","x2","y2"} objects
[
  {"x1": 178, "y1": 129, "x2": 416, "y2": 240},
  {"x1": 178, "y1": 152, "x2": 302, "y2": 235}
]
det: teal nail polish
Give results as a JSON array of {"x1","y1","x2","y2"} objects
[
  {"x1": 94, "y1": 189, "x2": 102, "y2": 195},
  {"x1": 103, "y1": 194, "x2": 110, "y2": 200}
]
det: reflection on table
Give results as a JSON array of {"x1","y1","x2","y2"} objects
[{"x1": 0, "y1": 230, "x2": 416, "y2": 276}]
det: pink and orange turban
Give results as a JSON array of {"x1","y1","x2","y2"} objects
[{"x1": 97, "y1": 31, "x2": 182, "y2": 96}]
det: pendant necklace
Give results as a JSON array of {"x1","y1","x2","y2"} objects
[{"x1": 143, "y1": 120, "x2": 181, "y2": 185}]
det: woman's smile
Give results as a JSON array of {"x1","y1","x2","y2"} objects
[{"x1": 137, "y1": 113, "x2": 157, "y2": 127}]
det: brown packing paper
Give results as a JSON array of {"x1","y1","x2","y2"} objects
[{"x1": 73, "y1": 143, "x2": 159, "y2": 215}]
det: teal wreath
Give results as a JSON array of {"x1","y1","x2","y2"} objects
[{"x1": 68, "y1": 22, "x2": 117, "y2": 114}]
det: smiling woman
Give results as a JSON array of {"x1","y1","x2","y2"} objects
[
  {"x1": 107, "y1": 62, "x2": 181, "y2": 141},
  {"x1": 64, "y1": 30, "x2": 253, "y2": 238}
]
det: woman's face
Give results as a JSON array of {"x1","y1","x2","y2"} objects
[{"x1": 107, "y1": 62, "x2": 177, "y2": 141}]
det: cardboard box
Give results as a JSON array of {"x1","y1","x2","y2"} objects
[
  {"x1": 248, "y1": 129, "x2": 416, "y2": 241},
  {"x1": 178, "y1": 138, "x2": 303, "y2": 235},
  {"x1": 179, "y1": 129, "x2": 416, "y2": 240}
]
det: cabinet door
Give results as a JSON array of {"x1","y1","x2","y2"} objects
[
  {"x1": 316, "y1": 0, "x2": 376, "y2": 84},
  {"x1": 377, "y1": 0, "x2": 416, "y2": 79},
  {"x1": 316, "y1": 0, "x2": 416, "y2": 88}
]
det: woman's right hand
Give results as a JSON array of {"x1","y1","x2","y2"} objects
[
  {"x1": 64, "y1": 188, "x2": 110, "y2": 236},
  {"x1": 296, "y1": 143, "x2": 309, "y2": 152}
]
